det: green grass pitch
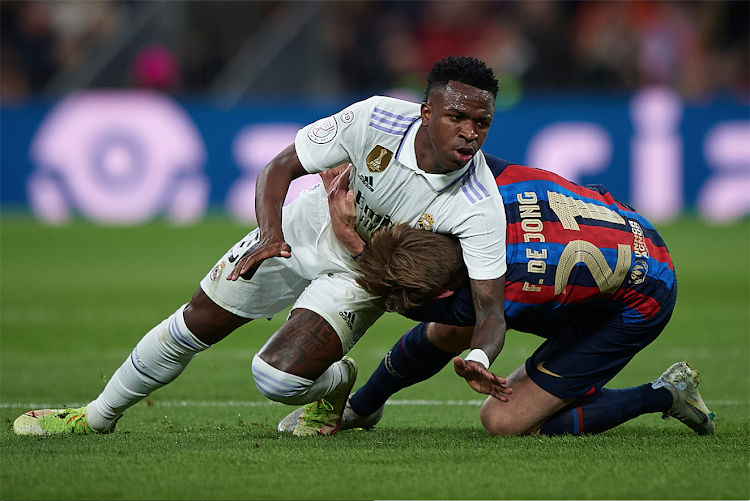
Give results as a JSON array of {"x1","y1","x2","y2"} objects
[{"x1": 1, "y1": 214, "x2": 748, "y2": 500}]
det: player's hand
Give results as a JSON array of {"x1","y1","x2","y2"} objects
[
  {"x1": 453, "y1": 356, "x2": 512, "y2": 401},
  {"x1": 320, "y1": 163, "x2": 351, "y2": 194},
  {"x1": 325, "y1": 165, "x2": 364, "y2": 257},
  {"x1": 226, "y1": 231, "x2": 291, "y2": 281}
]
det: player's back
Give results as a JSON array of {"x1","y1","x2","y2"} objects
[{"x1": 485, "y1": 155, "x2": 675, "y2": 326}]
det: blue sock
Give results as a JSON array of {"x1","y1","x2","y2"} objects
[
  {"x1": 349, "y1": 322, "x2": 460, "y2": 417},
  {"x1": 539, "y1": 384, "x2": 673, "y2": 435}
]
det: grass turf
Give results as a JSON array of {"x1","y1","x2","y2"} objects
[{"x1": 1, "y1": 215, "x2": 748, "y2": 500}]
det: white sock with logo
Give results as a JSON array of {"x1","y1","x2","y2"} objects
[
  {"x1": 251, "y1": 354, "x2": 351, "y2": 406},
  {"x1": 86, "y1": 304, "x2": 210, "y2": 432}
]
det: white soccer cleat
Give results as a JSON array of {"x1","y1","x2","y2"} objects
[
  {"x1": 340, "y1": 394, "x2": 384, "y2": 431},
  {"x1": 652, "y1": 361, "x2": 716, "y2": 435}
]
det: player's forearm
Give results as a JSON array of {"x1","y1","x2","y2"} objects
[
  {"x1": 255, "y1": 144, "x2": 305, "y2": 235},
  {"x1": 468, "y1": 276, "x2": 507, "y2": 363}
]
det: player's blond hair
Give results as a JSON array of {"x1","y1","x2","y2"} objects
[{"x1": 355, "y1": 224, "x2": 468, "y2": 314}]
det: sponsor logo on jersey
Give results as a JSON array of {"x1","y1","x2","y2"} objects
[
  {"x1": 307, "y1": 116, "x2": 338, "y2": 144},
  {"x1": 415, "y1": 213, "x2": 435, "y2": 231},
  {"x1": 340, "y1": 110, "x2": 355, "y2": 124},
  {"x1": 355, "y1": 190, "x2": 393, "y2": 233},
  {"x1": 628, "y1": 220, "x2": 650, "y2": 258},
  {"x1": 339, "y1": 310, "x2": 356, "y2": 329},
  {"x1": 209, "y1": 261, "x2": 226, "y2": 281},
  {"x1": 366, "y1": 145, "x2": 393, "y2": 172},
  {"x1": 629, "y1": 258, "x2": 649, "y2": 285},
  {"x1": 358, "y1": 174, "x2": 375, "y2": 192}
]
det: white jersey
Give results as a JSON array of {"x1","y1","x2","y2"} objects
[{"x1": 295, "y1": 95, "x2": 507, "y2": 281}]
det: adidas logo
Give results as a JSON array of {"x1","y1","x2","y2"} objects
[
  {"x1": 339, "y1": 310, "x2": 356, "y2": 329},
  {"x1": 358, "y1": 174, "x2": 375, "y2": 192}
]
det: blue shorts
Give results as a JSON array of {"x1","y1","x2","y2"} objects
[{"x1": 405, "y1": 278, "x2": 677, "y2": 400}]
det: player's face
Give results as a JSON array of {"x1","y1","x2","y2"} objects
[{"x1": 418, "y1": 81, "x2": 495, "y2": 174}]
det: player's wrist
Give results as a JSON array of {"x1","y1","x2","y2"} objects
[{"x1": 465, "y1": 349, "x2": 490, "y2": 369}]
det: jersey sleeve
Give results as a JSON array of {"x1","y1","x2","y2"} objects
[
  {"x1": 294, "y1": 99, "x2": 371, "y2": 174},
  {"x1": 456, "y1": 194, "x2": 508, "y2": 281}
]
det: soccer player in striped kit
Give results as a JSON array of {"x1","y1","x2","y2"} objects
[{"x1": 296, "y1": 154, "x2": 715, "y2": 437}]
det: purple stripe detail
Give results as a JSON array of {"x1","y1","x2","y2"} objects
[
  {"x1": 130, "y1": 353, "x2": 167, "y2": 385},
  {"x1": 253, "y1": 371, "x2": 304, "y2": 398},
  {"x1": 168, "y1": 317, "x2": 201, "y2": 351},
  {"x1": 373, "y1": 107, "x2": 413, "y2": 122},
  {"x1": 465, "y1": 170, "x2": 491, "y2": 201},
  {"x1": 438, "y1": 159, "x2": 475, "y2": 194},
  {"x1": 369, "y1": 121, "x2": 409, "y2": 136},
  {"x1": 461, "y1": 184, "x2": 478, "y2": 204},
  {"x1": 371, "y1": 115, "x2": 411, "y2": 130}
]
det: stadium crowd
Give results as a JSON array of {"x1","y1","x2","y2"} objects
[{"x1": 1, "y1": 0, "x2": 748, "y2": 103}]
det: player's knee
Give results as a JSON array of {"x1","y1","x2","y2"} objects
[
  {"x1": 251, "y1": 354, "x2": 312, "y2": 405},
  {"x1": 480, "y1": 398, "x2": 530, "y2": 437}
]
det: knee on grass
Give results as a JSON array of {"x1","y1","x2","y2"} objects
[{"x1": 480, "y1": 400, "x2": 538, "y2": 437}]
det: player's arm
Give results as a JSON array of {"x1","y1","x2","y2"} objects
[
  {"x1": 227, "y1": 144, "x2": 309, "y2": 280},
  {"x1": 452, "y1": 276, "x2": 509, "y2": 399}
]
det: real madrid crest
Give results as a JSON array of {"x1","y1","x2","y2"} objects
[
  {"x1": 210, "y1": 261, "x2": 227, "y2": 281},
  {"x1": 366, "y1": 145, "x2": 393, "y2": 173},
  {"x1": 415, "y1": 213, "x2": 435, "y2": 231}
]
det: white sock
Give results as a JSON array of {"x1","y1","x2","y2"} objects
[
  {"x1": 86, "y1": 304, "x2": 210, "y2": 432},
  {"x1": 251, "y1": 354, "x2": 351, "y2": 406}
]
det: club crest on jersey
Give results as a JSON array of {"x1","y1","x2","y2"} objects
[
  {"x1": 629, "y1": 258, "x2": 648, "y2": 285},
  {"x1": 210, "y1": 261, "x2": 226, "y2": 281},
  {"x1": 307, "y1": 117, "x2": 338, "y2": 144},
  {"x1": 366, "y1": 145, "x2": 393, "y2": 172},
  {"x1": 415, "y1": 213, "x2": 435, "y2": 231}
]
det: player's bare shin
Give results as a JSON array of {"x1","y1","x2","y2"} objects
[{"x1": 258, "y1": 308, "x2": 344, "y2": 381}]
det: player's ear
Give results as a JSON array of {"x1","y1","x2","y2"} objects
[
  {"x1": 421, "y1": 102, "x2": 432, "y2": 125},
  {"x1": 435, "y1": 289, "x2": 454, "y2": 299}
]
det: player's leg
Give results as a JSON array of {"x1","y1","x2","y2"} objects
[
  {"x1": 85, "y1": 287, "x2": 249, "y2": 432},
  {"x1": 258, "y1": 272, "x2": 385, "y2": 435},
  {"x1": 480, "y1": 363, "x2": 571, "y2": 436},
  {"x1": 253, "y1": 308, "x2": 351, "y2": 403},
  {"x1": 344, "y1": 322, "x2": 467, "y2": 427},
  {"x1": 13, "y1": 287, "x2": 250, "y2": 435}
]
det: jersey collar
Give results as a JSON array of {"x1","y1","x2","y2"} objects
[{"x1": 396, "y1": 120, "x2": 472, "y2": 192}]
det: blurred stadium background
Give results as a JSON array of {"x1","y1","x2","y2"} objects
[{"x1": 1, "y1": 0, "x2": 748, "y2": 225}]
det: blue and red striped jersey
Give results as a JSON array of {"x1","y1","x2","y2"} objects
[{"x1": 485, "y1": 154, "x2": 675, "y2": 324}]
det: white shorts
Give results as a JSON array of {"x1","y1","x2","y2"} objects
[{"x1": 199, "y1": 184, "x2": 386, "y2": 353}]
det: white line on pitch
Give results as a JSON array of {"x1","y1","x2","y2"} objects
[{"x1": 1, "y1": 399, "x2": 746, "y2": 409}]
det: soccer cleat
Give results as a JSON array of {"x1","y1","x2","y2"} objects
[
  {"x1": 291, "y1": 356, "x2": 358, "y2": 437},
  {"x1": 652, "y1": 361, "x2": 716, "y2": 435},
  {"x1": 277, "y1": 406, "x2": 304, "y2": 433},
  {"x1": 279, "y1": 393, "x2": 385, "y2": 433},
  {"x1": 340, "y1": 394, "x2": 385, "y2": 431},
  {"x1": 13, "y1": 407, "x2": 110, "y2": 435}
]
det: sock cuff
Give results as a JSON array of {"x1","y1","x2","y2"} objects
[{"x1": 172, "y1": 304, "x2": 210, "y2": 352}]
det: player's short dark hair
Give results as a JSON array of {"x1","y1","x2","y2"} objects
[
  {"x1": 355, "y1": 224, "x2": 468, "y2": 314},
  {"x1": 424, "y1": 56, "x2": 499, "y2": 102}
]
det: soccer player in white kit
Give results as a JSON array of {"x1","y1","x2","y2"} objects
[{"x1": 15, "y1": 56, "x2": 511, "y2": 437}]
